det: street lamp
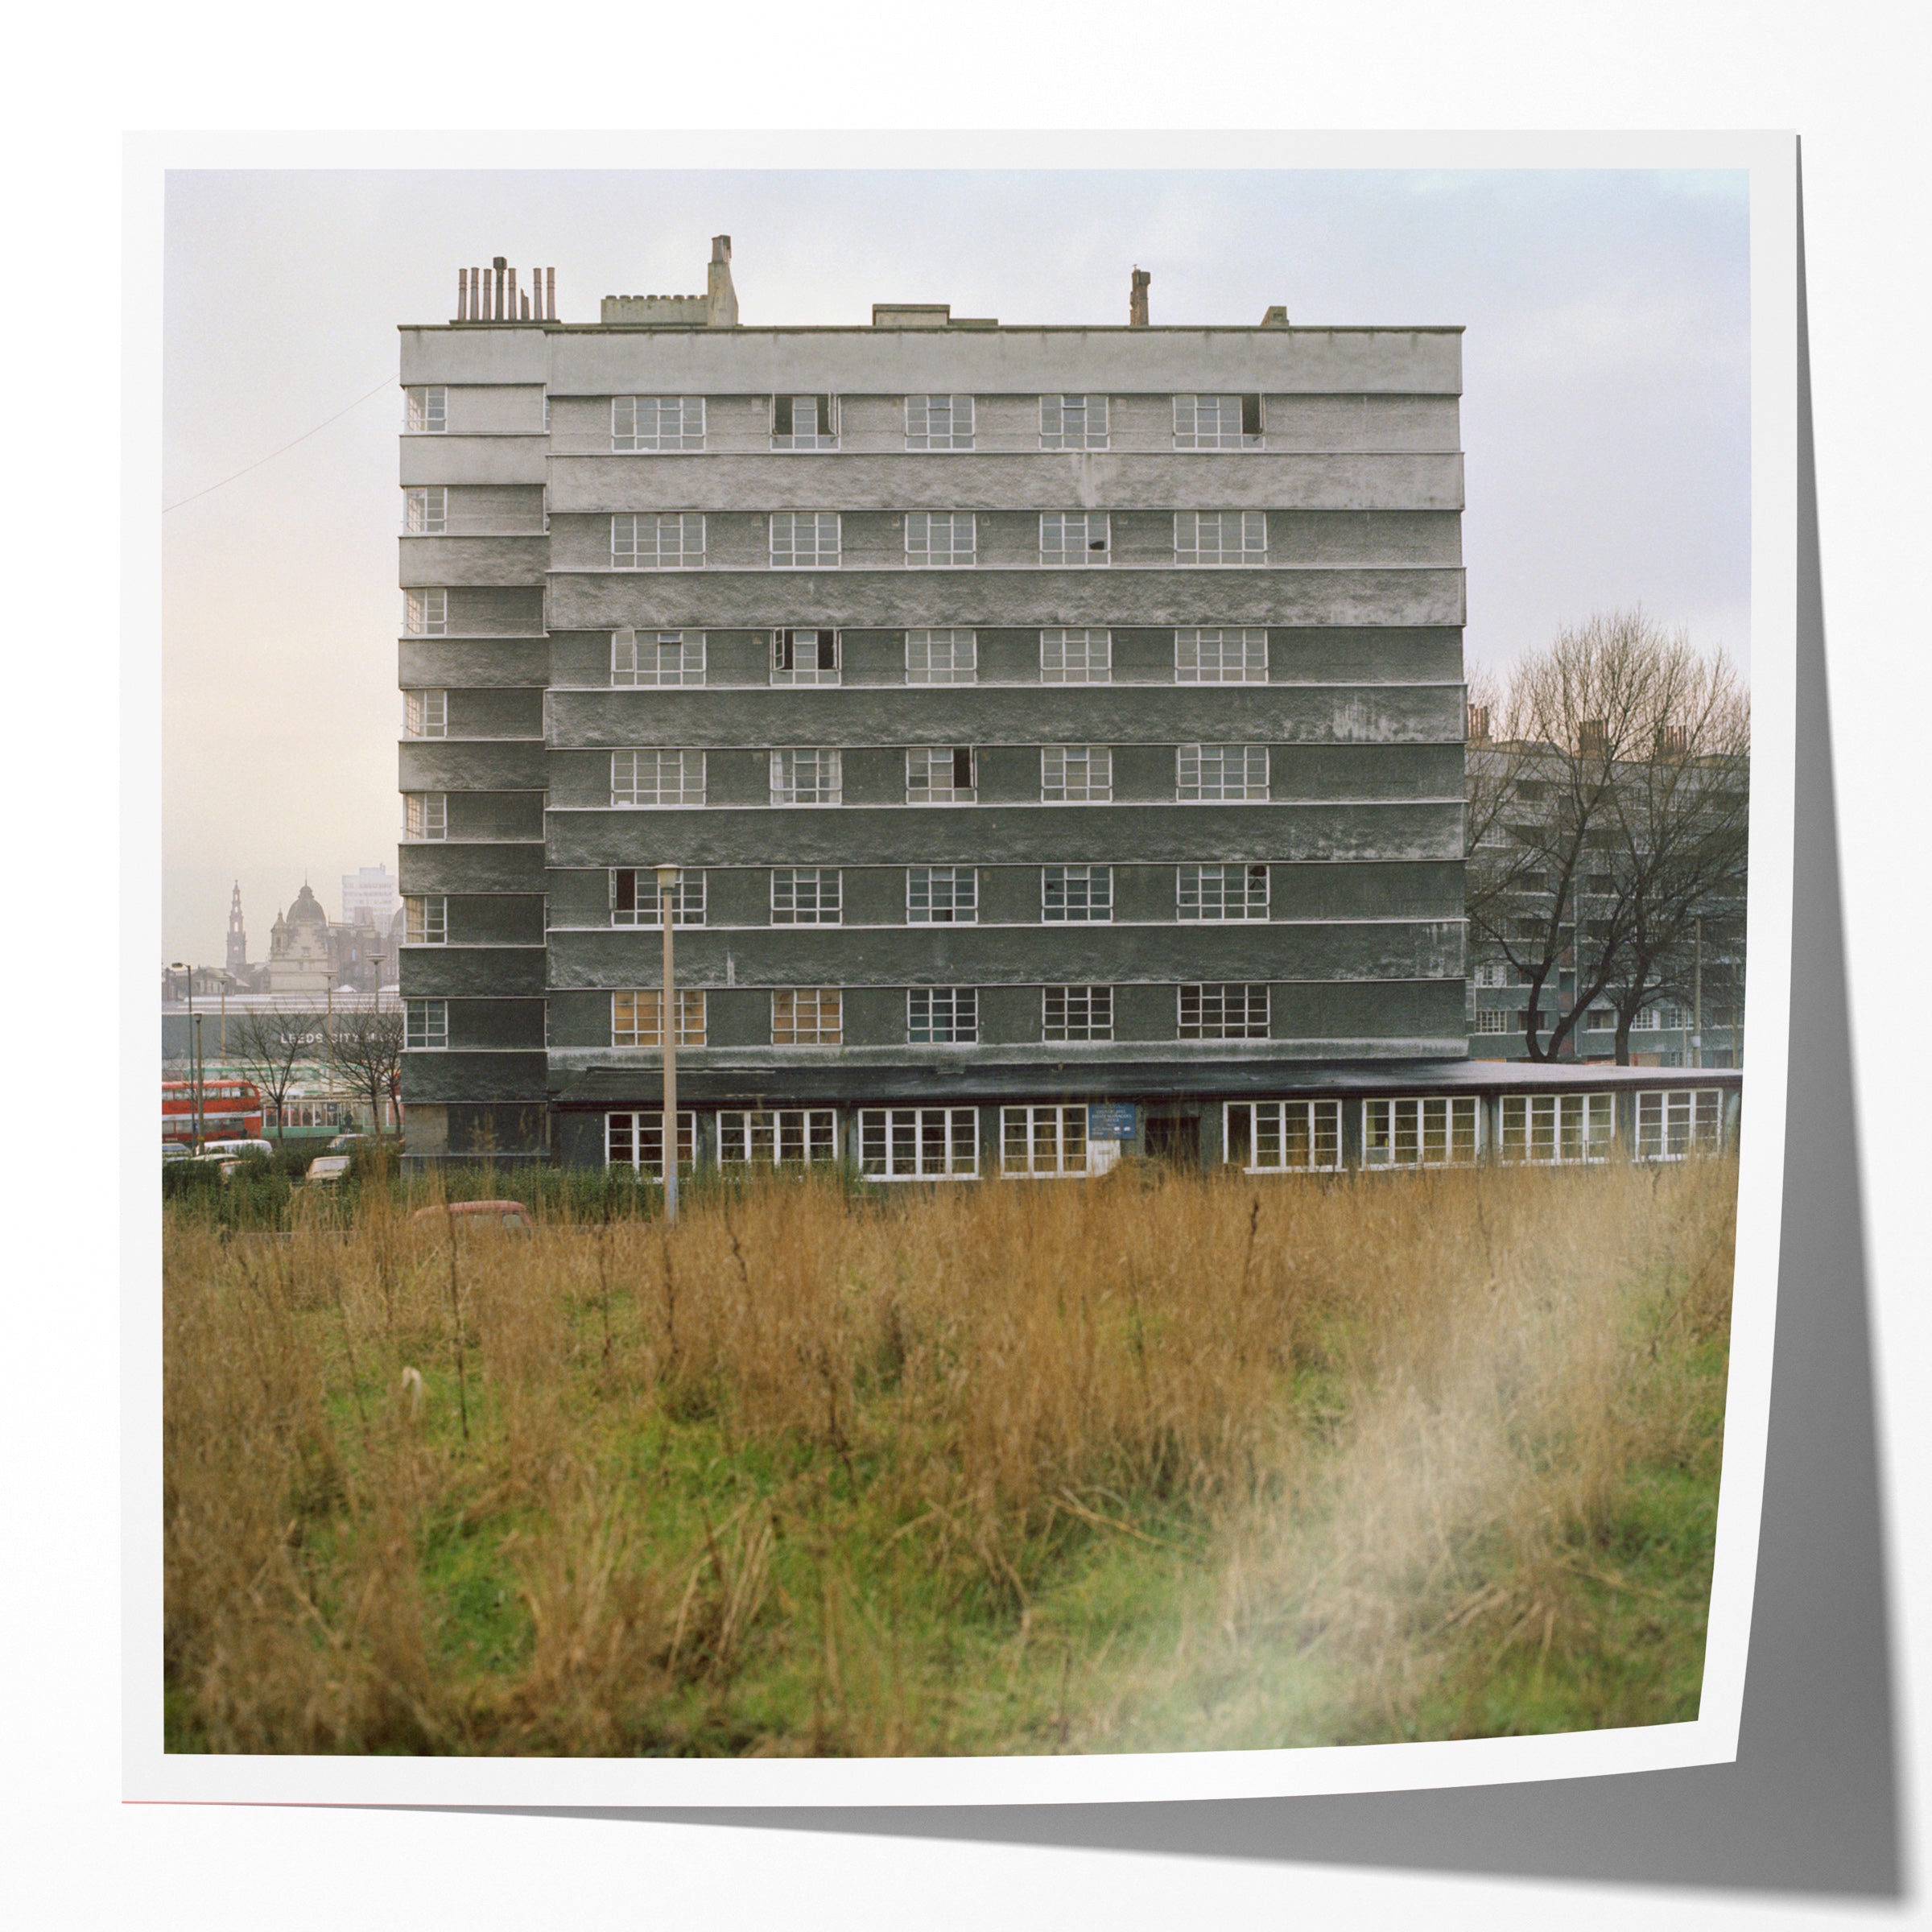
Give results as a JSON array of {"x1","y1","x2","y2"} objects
[
  {"x1": 171, "y1": 962, "x2": 204, "y2": 1146},
  {"x1": 658, "y1": 864, "x2": 679, "y2": 1220}
]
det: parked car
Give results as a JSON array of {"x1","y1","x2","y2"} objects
[
  {"x1": 303, "y1": 1154, "x2": 354, "y2": 1186},
  {"x1": 411, "y1": 1200, "x2": 533, "y2": 1233},
  {"x1": 201, "y1": 1138, "x2": 275, "y2": 1161},
  {"x1": 161, "y1": 1143, "x2": 190, "y2": 1162}
]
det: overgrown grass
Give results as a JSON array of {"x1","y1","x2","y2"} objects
[{"x1": 162, "y1": 1158, "x2": 1736, "y2": 1756}]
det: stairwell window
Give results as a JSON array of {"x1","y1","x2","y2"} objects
[
  {"x1": 612, "y1": 629, "x2": 704, "y2": 687},
  {"x1": 611, "y1": 869, "x2": 704, "y2": 927},
  {"x1": 1175, "y1": 510, "x2": 1267, "y2": 567},
  {"x1": 1042, "y1": 865, "x2": 1112, "y2": 923},
  {"x1": 612, "y1": 514, "x2": 704, "y2": 569},
  {"x1": 907, "y1": 746, "x2": 976, "y2": 804},
  {"x1": 772, "y1": 628, "x2": 840, "y2": 685},
  {"x1": 1178, "y1": 744, "x2": 1269, "y2": 801},
  {"x1": 1039, "y1": 512, "x2": 1109, "y2": 566},
  {"x1": 1041, "y1": 745, "x2": 1112, "y2": 803},
  {"x1": 612, "y1": 989, "x2": 706, "y2": 1047},
  {"x1": 405, "y1": 794, "x2": 446, "y2": 841},
  {"x1": 905, "y1": 394, "x2": 974, "y2": 450},
  {"x1": 906, "y1": 630, "x2": 976, "y2": 684},
  {"x1": 771, "y1": 868, "x2": 842, "y2": 924},
  {"x1": 1179, "y1": 983, "x2": 1269, "y2": 1040},
  {"x1": 404, "y1": 999, "x2": 448, "y2": 1050},
  {"x1": 905, "y1": 511, "x2": 976, "y2": 568},
  {"x1": 1179, "y1": 863, "x2": 1269, "y2": 921},
  {"x1": 772, "y1": 989, "x2": 843, "y2": 1046},
  {"x1": 404, "y1": 690, "x2": 448, "y2": 738},
  {"x1": 770, "y1": 749, "x2": 842, "y2": 806},
  {"x1": 405, "y1": 588, "x2": 447, "y2": 636},
  {"x1": 612, "y1": 751, "x2": 704, "y2": 807},
  {"x1": 1040, "y1": 628, "x2": 1111, "y2": 683},
  {"x1": 772, "y1": 394, "x2": 838, "y2": 450},
  {"x1": 405, "y1": 486, "x2": 447, "y2": 533},
  {"x1": 1173, "y1": 393, "x2": 1264, "y2": 449},
  {"x1": 908, "y1": 988, "x2": 977, "y2": 1044},
  {"x1": 403, "y1": 897, "x2": 447, "y2": 945},
  {"x1": 907, "y1": 866, "x2": 976, "y2": 924},
  {"x1": 1175, "y1": 628, "x2": 1268, "y2": 683},
  {"x1": 1043, "y1": 985, "x2": 1112, "y2": 1042},
  {"x1": 1039, "y1": 394, "x2": 1109, "y2": 450},
  {"x1": 611, "y1": 395, "x2": 705, "y2": 452},
  {"x1": 404, "y1": 386, "x2": 446, "y2": 434}
]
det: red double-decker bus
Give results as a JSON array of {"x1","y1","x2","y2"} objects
[{"x1": 162, "y1": 1078, "x2": 264, "y2": 1149}]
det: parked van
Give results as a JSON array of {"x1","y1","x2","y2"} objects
[
  {"x1": 201, "y1": 1139, "x2": 275, "y2": 1161},
  {"x1": 304, "y1": 1154, "x2": 353, "y2": 1186}
]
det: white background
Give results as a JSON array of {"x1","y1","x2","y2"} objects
[{"x1": 5, "y1": 1, "x2": 1927, "y2": 1923}]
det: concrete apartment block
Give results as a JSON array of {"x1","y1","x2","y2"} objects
[{"x1": 397, "y1": 246, "x2": 1471, "y2": 1170}]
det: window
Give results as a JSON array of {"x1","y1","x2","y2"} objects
[
  {"x1": 1473, "y1": 961, "x2": 1510, "y2": 988},
  {"x1": 860, "y1": 1108, "x2": 978, "y2": 1179},
  {"x1": 905, "y1": 394, "x2": 974, "y2": 450},
  {"x1": 1225, "y1": 1100, "x2": 1342, "y2": 1173},
  {"x1": 404, "y1": 999, "x2": 448, "y2": 1050},
  {"x1": 404, "y1": 689, "x2": 448, "y2": 738},
  {"x1": 405, "y1": 794, "x2": 447, "y2": 840},
  {"x1": 1586, "y1": 1006, "x2": 1614, "y2": 1030},
  {"x1": 771, "y1": 511, "x2": 840, "y2": 569},
  {"x1": 772, "y1": 394, "x2": 837, "y2": 449},
  {"x1": 403, "y1": 896, "x2": 447, "y2": 945},
  {"x1": 770, "y1": 748, "x2": 842, "y2": 805},
  {"x1": 1040, "y1": 629, "x2": 1111, "y2": 683},
  {"x1": 1175, "y1": 628, "x2": 1267, "y2": 683},
  {"x1": 1043, "y1": 985, "x2": 1112, "y2": 1042},
  {"x1": 1039, "y1": 394, "x2": 1108, "y2": 450},
  {"x1": 1178, "y1": 863, "x2": 1269, "y2": 921},
  {"x1": 612, "y1": 513, "x2": 704, "y2": 570},
  {"x1": 404, "y1": 386, "x2": 446, "y2": 434},
  {"x1": 1039, "y1": 512, "x2": 1110, "y2": 566},
  {"x1": 1001, "y1": 1105, "x2": 1090, "y2": 1178},
  {"x1": 405, "y1": 486, "x2": 447, "y2": 533},
  {"x1": 404, "y1": 588, "x2": 448, "y2": 636},
  {"x1": 1637, "y1": 1002, "x2": 1692, "y2": 1032},
  {"x1": 1172, "y1": 393, "x2": 1263, "y2": 449},
  {"x1": 611, "y1": 395, "x2": 705, "y2": 452},
  {"x1": 908, "y1": 988, "x2": 977, "y2": 1044},
  {"x1": 772, "y1": 868, "x2": 841, "y2": 924},
  {"x1": 773, "y1": 989, "x2": 843, "y2": 1045},
  {"x1": 772, "y1": 628, "x2": 840, "y2": 685},
  {"x1": 905, "y1": 512, "x2": 976, "y2": 568},
  {"x1": 612, "y1": 629, "x2": 704, "y2": 687},
  {"x1": 606, "y1": 1109, "x2": 696, "y2": 1176},
  {"x1": 1041, "y1": 745, "x2": 1113, "y2": 802},
  {"x1": 1175, "y1": 510, "x2": 1267, "y2": 566},
  {"x1": 1178, "y1": 744, "x2": 1269, "y2": 801},
  {"x1": 613, "y1": 750, "x2": 704, "y2": 807},
  {"x1": 1637, "y1": 1088, "x2": 1724, "y2": 1161},
  {"x1": 906, "y1": 630, "x2": 976, "y2": 683},
  {"x1": 1042, "y1": 865, "x2": 1112, "y2": 923},
  {"x1": 1179, "y1": 983, "x2": 1270, "y2": 1040},
  {"x1": 720, "y1": 1109, "x2": 840, "y2": 1165},
  {"x1": 612, "y1": 989, "x2": 707, "y2": 1047},
  {"x1": 907, "y1": 746, "x2": 976, "y2": 804},
  {"x1": 1501, "y1": 1093, "x2": 1614, "y2": 1166},
  {"x1": 908, "y1": 866, "x2": 976, "y2": 923},
  {"x1": 1361, "y1": 1096, "x2": 1480, "y2": 1168},
  {"x1": 611, "y1": 869, "x2": 704, "y2": 927},
  {"x1": 1472, "y1": 1009, "x2": 1510, "y2": 1034}
]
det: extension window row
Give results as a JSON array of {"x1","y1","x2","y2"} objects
[{"x1": 594, "y1": 1088, "x2": 1728, "y2": 1181}]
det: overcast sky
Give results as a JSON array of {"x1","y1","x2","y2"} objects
[{"x1": 162, "y1": 167, "x2": 1748, "y2": 966}]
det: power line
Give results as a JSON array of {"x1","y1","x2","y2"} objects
[{"x1": 163, "y1": 374, "x2": 394, "y2": 514}]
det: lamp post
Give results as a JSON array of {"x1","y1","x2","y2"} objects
[
  {"x1": 658, "y1": 864, "x2": 679, "y2": 1220},
  {"x1": 171, "y1": 962, "x2": 203, "y2": 1146}
]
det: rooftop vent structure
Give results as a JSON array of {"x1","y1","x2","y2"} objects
[
  {"x1": 602, "y1": 237, "x2": 741, "y2": 327},
  {"x1": 457, "y1": 258, "x2": 556, "y2": 323}
]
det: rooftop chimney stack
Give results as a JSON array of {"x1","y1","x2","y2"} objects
[
  {"x1": 1129, "y1": 266, "x2": 1150, "y2": 327},
  {"x1": 707, "y1": 234, "x2": 739, "y2": 328}
]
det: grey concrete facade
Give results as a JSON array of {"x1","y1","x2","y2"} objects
[{"x1": 397, "y1": 263, "x2": 1476, "y2": 1170}]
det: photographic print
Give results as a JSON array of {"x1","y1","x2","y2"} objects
[{"x1": 135, "y1": 133, "x2": 1796, "y2": 1804}]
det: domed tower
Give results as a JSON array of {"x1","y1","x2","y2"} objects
[{"x1": 267, "y1": 882, "x2": 333, "y2": 994}]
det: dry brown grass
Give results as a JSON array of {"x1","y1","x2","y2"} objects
[{"x1": 163, "y1": 1157, "x2": 1735, "y2": 1756}]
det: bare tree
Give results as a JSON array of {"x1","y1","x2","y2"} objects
[
  {"x1": 226, "y1": 1005, "x2": 322, "y2": 1139},
  {"x1": 330, "y1": 1002, "x2": 406, "y2": 1135}
]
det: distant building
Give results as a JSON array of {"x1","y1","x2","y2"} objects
[
  {"x1": 225, "y1": 881, "x2": 248, "y2": 973},
  {"x1": 342, "y1": 864, "x2": 402, "y2": 932},
  {"x1": 267, "y1": 884, "x2": 334, "y2": 995}
]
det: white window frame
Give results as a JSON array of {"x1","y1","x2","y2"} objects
[
  {"x1": 770, "y1": 511, "x2": 841, "y2": 570},
  {"x1": 1472, "y1": 1009, "x2": 1512, "y2": 1034},
  {"x1": 1175, "y1": 510, "x2": 1268, "y2": 567},
  {"x1": 770, "y1": 748, "x2": 843, "y2": 806},
  {"x1": 404, "y1": 998, "x2": 448, "y2": 1050},
  {"x1": 405, "y1": 689, "x2": 448, "y2": 739},
  {"x1": 606, "y1": 1109, "x2": 696, "y2": 1176},
  {"x1": 860, "y1": 1108, "x2": 980, "y2": 1180},
  {"x1": 405, "y1": 793, "x2": 447, "y2": 841},
  {"x1": 1175, "y1": 628, "x2": 1268, "y2": 683},
  {"x1": 610, "y1": 869, "x2": 704, "y2": 927},
  {"x1": 1042, "y1": 865, "x2": 1112, "y2": 923},
  {"x1": 1361, "y1": 1096, "x2": 1481, "y2": 1170},
  {"x1": 611, "y1": 989, "x2": 707, "y2": 1048},
  {"x1": 1224, "y1": 1100, "x2": 1343, "y2": 1174},
  {"x1": 1038, "y1": 511, "x2": 1111, "y2": 567},
  {"x1": 1039, "y1": 394, "x2": 1109, "y2": 451},
  {"x1": 611, "y1": 628, "x2": 704, "y2": 687},
  {"x1": 906, "y1": 630, "x2": 977, "y2": 684},
  {"x1": 1637, "y1": 1088, "x2": 1724, "y2": 1161},
  {"x1": 1179, "y1": 983, "x2": 1270, "y2": 1040},
  {"x1": 405, "y1": 588, "x2": 448, "y2": 636},
  {"x1": 610, "y1": 394, "x2": 706, "y2": 453},
  {"x1": 907, "y1": 865, "x2": 977, "y2": 925},
  {"x1": 611, "y1": 513, "x2": 705, "y2": 571},
  {"x1": 1178, "y1": 862, "x2": 1269, "y2": 922},
  {"x1": 772, "y1": 988, "x2": 843, "y2": 1046},
  {"x1": 771, "y1": 394, "x2": 839, "y2": 451},
  {"x1": 771, "y1": 868, "x2": 842, "y2": 925},
  {"x1": 904, "y1": 394, "x2": 975, "y2": 451},
  {"x1": 403, "y1": 896, "x2": 448, "y2": 946},
  {"x1": 612, "y1": 750, "x2": 705, "y2": 807},
  {"x1": 1041, "y1": 745, "x2": 1113, "y2": 803},
  {"x1": 1042, "y1": 985, "x2": 1113, "y2": 1043},
  {"x1": 907, "y1": 987, "x2": 977, "y2": 1045},
  {"x1": 1178, "y1": 744, "x2": 1269, "y2": 802},
  {"x1": 404, "y1": 386, "x2": 446, "y2": 434},
  {"x1": 906, "y1": 746, "x2": 976, "y2": 805},
  {"x1": 1040, "y1": 628, "x2": 1112, "y2": 684},
  {"x1": 904, "y1": 510, "x2": 978, "y2": 569},
  {"x1": 405, "y1": 485, "x2": 447, "y2": 534},
  {"x1": 1001, "y1": 1104, "x2": 1091, "y2": 1179},
  {"x1": 719, "y1": 1109, "x2": 840, "y2": 1165},
  {"x1": 1500, "y1": 1092, "x2": 1615, "y2": 1166},
  {"x1": 771, "y1": 628, "x2": 840, "y2": 686},
  {"x1": 1172, "y1": 392, "x2": 1263, "y2": 450}
]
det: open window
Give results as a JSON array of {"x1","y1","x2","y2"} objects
[
  {"x1": 772, "y1": 628, "x2": 840, "y2": 685},
  {"x1": 773, "y1": 394, "x2": 837, "y2": 448}
]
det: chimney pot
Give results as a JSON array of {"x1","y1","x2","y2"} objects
[{"x1": 493, "y1": 255, "x2": 507, "y2": 270}]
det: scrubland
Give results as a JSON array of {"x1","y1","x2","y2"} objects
[{"x1": 162, "y1": 1158, "x2": 1735, "y2": 1756}]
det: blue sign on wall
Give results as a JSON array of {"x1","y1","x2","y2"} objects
[{"x1": 1088, "y1": 1102, "x2": 1137, "y2": 1141}]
